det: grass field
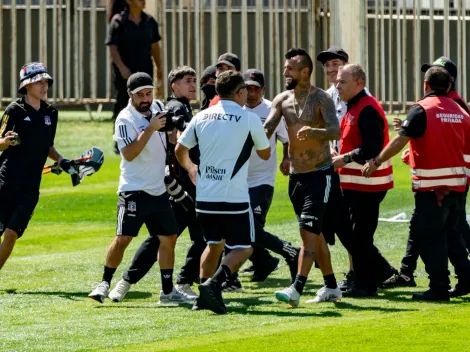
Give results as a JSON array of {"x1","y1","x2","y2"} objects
[{"x1": 1, "y1": 112, "x2": 469, "y2": 352}]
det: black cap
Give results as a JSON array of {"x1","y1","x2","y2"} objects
[
  {"x1": 421, "y1": 56, "x2": 457, "y2": 80},
  {"x1": 243, "y1": 69, "x2": 265, "y2": 88},
  {"x1": 216, "y1": 53, "x2": 241, "y2": 71},
  {"x1": 127, "y1": 72, "x2": 154, "y2": 94},
  {"x1": 316, "y1": 46, "x2": 349, "y2": 64},
  {"x1": 201, "y1": 66, "x2": 217, "y2": 81}
]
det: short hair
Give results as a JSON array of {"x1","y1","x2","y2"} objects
[
  {"x1": 424, "y1": 66, "x2": 451, "y2": 93},
  {"x1": 338, "y1": 64, "x2": 366, "y2": 84},
  {"x1": 168, "y1": 66, "x2": 196, "y2": 89},
  {"x1": 285, "y1": 48, "x2": 313, "y2": 76},
  {"x1": 215, "y1": 71, "x2": 245, "y2": 98}
]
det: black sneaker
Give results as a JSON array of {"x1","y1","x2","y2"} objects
[
  {"x1": 449, "y1": 283, "x2": 470, "y2": 298},
  {"x1": 221, "y1": 275, "x2": 242, "y2": 293},
  {"x1": 251, "y1": 257, "x2": 280, "y2": 282},
  {"x1": 412, "y1": 289, "x2": 449, "y2": 301},
  {"x1": 198, "y1": 281, "x2": 227, "y2": 314},
  {"x1": 342, "y1": 287, "x2": 378, "y2": 298},
  {"x1": 241, "y1": 265, "x2": 255, "y2": 273},
  {"x1": 338, "y1": 271, "x2": 356, "y2": 291},
  {"x1": 381, "y1": 273, "x2": 417, "y2": 289},
  {"x1": 287, "y1": 248, "x2": 300, "y2": 284}
]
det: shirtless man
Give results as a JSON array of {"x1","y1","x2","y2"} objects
[{"x1": 265, "y1": 48, "x2": 342, "y2": 307}]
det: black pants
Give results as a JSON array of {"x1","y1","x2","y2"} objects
[
  {"x1": 122, "y1": 195, "x2": 206, "y2": 285},
  {"x1": 112, "y1": 75, "x2": 130, "y2": 122},
  {"x1": 341, "y1": 189, "x2": 393, "y2": 292},
  {"x1": 408, "y1": 191, "x2": 470, "y2": 291},
  {"x1": 401, "y1": 186, "x2": 470, "y2": 276}
]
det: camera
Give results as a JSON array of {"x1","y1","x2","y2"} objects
[
  {"x1": 158, "y1": 111, "x2": 188, "y2": 132},
  {"x1": 164, "y1": 174, "x2": 194, "y2": 212}
]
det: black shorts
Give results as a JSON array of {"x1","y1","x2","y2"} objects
[
  {"x1": 289, "y1": 165, "x2": 333, "y2": 235},
  {"x1": 196, "y1": 210, "x2": 254, "y2": 249},
  {"x1": 0, "y1": 186, "x2": 39, "y2": 239},
  {"x1": 116, "y1": 191, "x2": 178, "y2": 237}
]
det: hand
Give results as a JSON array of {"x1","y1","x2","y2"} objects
[
  {"x1": 401, "y1": 148, "x2": 410, "y2": 165},
  {"x1": 119, "y1": 66, "x2": 132, "y2": 80},
  {"x1": 297, "y1": 126, "x2": 314, "y2": 141},
  {"x1": 361, "y1": 159, "x2": 378, "y2": 177},
  {"x1": 279, "y1": 157, "x2": 290, "y2": 176},
  {"x1": 188, "y1": 165, "x2": 197, "y2": 185},
  {"x1": 149, "y1": 112, "x2": 167, "y2": 131},
  {"x1": 332, "y1": 155, "x2": 346, "y2": 171},
  {"x1": 392, "y1": 116, "x2": 403, "y2": 131},
  {"x1": 2, "y1": 131, "x2": 20, "y2": 146},
  {"x1": 331, "y1": 149, "x2": 339, "y2": 157}
]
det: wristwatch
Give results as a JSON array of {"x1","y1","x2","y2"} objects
[{"x1": 343, "y1": 153, "x2": 352, "y2": 163}]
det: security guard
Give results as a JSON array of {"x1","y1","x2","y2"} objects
[
  {"x1": 363, "y1": 66, "x2": 470, "y2": 301},
  {"x1": 0, "y1": 62, "x2": 71, "y2": 271}
]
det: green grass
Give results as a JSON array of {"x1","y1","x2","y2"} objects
[{"x1": 1, "y1": 112, "x2": 469, "y2": 352}]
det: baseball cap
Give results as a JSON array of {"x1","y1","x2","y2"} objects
[
  {"x1": 243, "y1": 69, "x2": 265, "y2": 88},
  {"x1": 127, "y1": 72, "x2": 154, "y2": 94},
  {"x1": 421, "y1": 56, "x2": 457, "y2": 79},
  {"x1": 316, "y1": 46, "x2": 349, "y2": 65},
  {"x1": 18, "y1": 62, "x2": 53, "y2": 94},
  {"x1": 216, "y1": 53, "x2": 241, "y2": 71},
  {"x1": 201, "y1": 66, "x2": 217, "y2": 81}
]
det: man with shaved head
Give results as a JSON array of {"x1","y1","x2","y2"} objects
[{"x1": 265, "y1": 48, "x2": 342, "y2": 307}]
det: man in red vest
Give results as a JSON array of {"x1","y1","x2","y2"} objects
[
  {"x1": 384, "y1": 56, "x2": 470, "y2": 289},
  {"x1": 363, "y1": 67, "x2": 470, "y2": 301},
  {"x1": 332, "y1": 64, "x2": 395, "y2": 297}
]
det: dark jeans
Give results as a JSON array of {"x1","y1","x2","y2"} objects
[
  {"x1": 401, "y1": 186, "x2": 470, "y2": 277},
  {"x1": 408, "y1": 191, "x2": 470, "y2": 291},
  {"x1": 112, "y1": 75, "x2": 130, "y2": 122}
]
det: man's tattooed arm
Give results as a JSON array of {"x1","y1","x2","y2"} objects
[{"x1": 264, "y1": 93, "x2": 285, "y2": 139}]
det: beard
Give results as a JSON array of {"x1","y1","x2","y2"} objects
[
  {"x1": 285, "y1": 77, "x2": 298, "y2": 90},
  {"x1": 132, "y1": 98, "x2": 151, "y2": 113}
]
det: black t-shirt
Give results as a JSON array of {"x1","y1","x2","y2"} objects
[
  {"x1": 106, "y1": 11, "x2": 161, "y2": 78},
  {"x1": 0, "y1": 98, "x2": 58, "y2": 191}
]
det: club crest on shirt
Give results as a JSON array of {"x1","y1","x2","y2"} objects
[
  {"x1": 128, "y1": 201, "x2": 137, "y2": 212},
  {"x1": 44, "y1": 115, "x2": 51, "y2": 126}
]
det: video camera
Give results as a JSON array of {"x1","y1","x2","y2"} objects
[{"x1": 158, "y1": 111, "x2": 188, "y2": 133}]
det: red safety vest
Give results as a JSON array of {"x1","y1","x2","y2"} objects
[
  {"x1": 409, "y1": 95, "x2": 470, "y2": 192},
  {"x1": 339, "y1": 95, "x2": 394, "y2": 192},
  {"x1": 448, "y1": 90, "x2": 470, "y2": 114},
  {"x1": 209, "y1": 95, "x2": 220, "y2": 107}
]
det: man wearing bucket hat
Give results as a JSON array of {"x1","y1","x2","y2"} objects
[{"x1": 0, "y1": 62, "x2": 73, "y2": 271}]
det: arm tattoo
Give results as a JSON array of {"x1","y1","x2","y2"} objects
[{"x1": 264, "y1": 94, "x2": 284, "y2": 139}]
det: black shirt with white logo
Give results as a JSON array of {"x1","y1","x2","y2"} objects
[{"x1": 0, "y1": 98, "x2": 58, "y2": 191}]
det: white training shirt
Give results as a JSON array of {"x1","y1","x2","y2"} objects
[
  {"x1": 178, "y1": 100, "x2": 270, "y2": 213},
  {"x1": 113, "y1": 100, "x2": 167, "y2": 196},
  {"x1": 246, "y1": 99, "x2": 288, "y2": 188}
]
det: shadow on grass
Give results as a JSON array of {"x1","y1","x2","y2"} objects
[
  {"x1": 246, "y1": 277, "x2": 323, "y2": 291},
  {"x1": 5, "y1": 290, "x2": 152, "y2": 301},
  {"x1": 333, "y1": 301, "x2": 417, "y2": 312}
]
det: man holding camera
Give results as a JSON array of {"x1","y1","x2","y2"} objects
[
  {"x1": 0, "y1": 62, "x2": 73, "y2": 272},
  {"x1": 107, "y1": 67, "x2": 205, "y2": 302},
  {"x1": 88, "y1": 72, "x2": 192, "y2": 304}
]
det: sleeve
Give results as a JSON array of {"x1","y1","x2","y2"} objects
[
  {"x1": 275, "y1": 117, "x2": 289, "y2": 144},
  {"x1": 178, "y1": 117, "x2": 198, "y2": 149},
  {"x1": 113, "y1": 117, "x2": 139, "y2": 151},
  {"x1": 398, "y1": 104, "x2": 427, "y2": 139},
  {"x1": 151, "y1": 17, "x2": 162, "y2": 43},
  {"x1": 105, "y1": 17, "x2": 120, "y2": 46},
  {"x1": 349, "y1": 106, "x2": 385, "y2": 164},
  {"x1": 49, "y1": 109, "x2": 59, "y2": 147},
  {"x1": 250, "y1": 113, "x2": 270, "y2": 151},
  {"x1": 0, "y1": 105, "x2": 17, "y2": 138}
]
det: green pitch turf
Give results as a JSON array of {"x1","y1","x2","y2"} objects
[{"x1": 0, "y1": 113, "x2": 469, "y2": 352}]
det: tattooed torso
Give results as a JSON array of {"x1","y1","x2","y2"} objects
[{"x1": 267, "y1": 86, "x2": 338, "y2": 174}]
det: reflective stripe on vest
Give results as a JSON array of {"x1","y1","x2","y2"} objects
[
  {"x1": 412, "y1": 177, "x2": 467, "y2": 189},
  {"x1": 411, "y1": 166, "x2": 465, "y2": 178}
]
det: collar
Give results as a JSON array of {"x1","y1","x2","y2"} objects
[
  {"x1": 127, "y1": 100, "x2": 153, "y2": 120},
  {"x1": 422, "y1": 90, "x2": 448, "y2": 99},
  {"x1": 346, "y1": 89, "x2": 367, "y2": 111},
  {"x1": 20, "y1": 97, "x2": 50, "y2": 111},
  {"x1": 167, "y1": 96, "x2": 191, "y2": 108},
  {"x1": 219, "y1": 99, "x2": 242, "y2": 108},
  {"x1": 121, "y1": 10, "x2": 149, "y2": 24}
]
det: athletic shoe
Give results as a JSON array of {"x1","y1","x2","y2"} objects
[
  {"x1": 287, "y1": 248, "x2": 300, "y2": 284},
  {"x1": 381, "y1": 273, "x2": 417, "y2": 289},
  {"x1": 221, "y1": 275, "x2": 243, "y2": 293},
  {"x1": 342, "y1": 287, "x2": 378, "y2": 298},
  {"x1": 175, "y1": 283, "x2": 199, "y2": 299},
  {"x1": 196, "y1": 280, "x2": 227, "y2": 314},
  {"x1": 251, "y1": 257, "x2": 280, "y2": 282},
  {"x1": 306, "y1": 286, "x2": 342, "y2": 303},
  {"x1": 88, "y1": 281, "x2": 110, "y2": 303},
  {"x1": 274, "y1": 285, "x2": 300, "y2": 307},
  {"x1": 338, "y1": 271, "x2": 356, "y2": 291},
  {"x1": 108, "y1": 279, "x2": 131, "y2": 302},
  {"x1": 449, "y1": 283, "x2": 470, "y2": 298},
  {"x1": 158, "y1": 287, "x2": 194, "y2": 304},
  {"x1": 412, "y1": 289, "x2": 449, "y2": 301}
]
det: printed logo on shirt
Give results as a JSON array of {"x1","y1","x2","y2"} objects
[
  {"x1": 301, "y1": 214, "x2": 318, "y2": 220},
  {"x1": 205, "y1": 166, "x2": 226, "y2": 181},
  {"x1": 202, "y1": 113, "x2": 242, "y2": 122},
  {"x1": 306, "y1": 221, "x2": 314, "y2": 228},
  {"x1": 24, "y1": 116, "x2": 31, "y2": 121},
  {"x1": 253, "y1": 206, "x2": 262, "y2": 214},
  {"x1": 435, "y1": 113, "x2": 464, "y2": 123},
  {"x1": 44, "y1": 115, "x2": 51, "y2": 126},
  {"x1": 128, "y1": 201, "x2": 137, "y2": 212}
]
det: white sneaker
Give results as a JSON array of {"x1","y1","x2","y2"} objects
[
  {"x1": 88, "y1": 281, "x2": 110, "y2": 303},
  {"x1": 306, "y1": 286, "x2": 342, "y2": 303},
  {"x1": 274, "y1": 285, "x2": 301, "y2": 307},
  {"x1": 158, "y1": 286, "x2": 195, "y2": 304},
  {"x1": 175, "y1": 283, "x2": 198, "y2": 299},
  {"x1": 108, "y1": 279, "x2": 131, "y2": 302}
]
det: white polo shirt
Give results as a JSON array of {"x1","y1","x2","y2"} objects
[
  {"x1": 113, "y1": 100, "x2": 167, "y2": 196},
  {"x1": 178, "y1": 100, "x2": 270, "y2": 213},
  {"x1": 246, "y1": 99, "x2": 288, "y2": 188}
]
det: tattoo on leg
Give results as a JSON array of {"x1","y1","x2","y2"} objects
[{"x1": 303, "y1": 250, "x2": 315, "y2": 257}]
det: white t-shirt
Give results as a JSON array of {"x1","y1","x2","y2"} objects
[
  {"x1": 246, "y1": 99, "x2": 288, "y2": 188},
  {"x1": 113, "y1": 100, "x2": 167, "y2": 196},
  {"x1": 178, "y1": 100, "x2": 270, "y2": 213}
]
